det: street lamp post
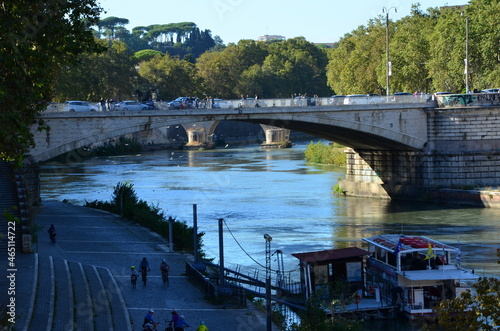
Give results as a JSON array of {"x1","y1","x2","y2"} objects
[
  {"x1": 264, "y1": 234, "x2": 272, "y2": 331},
  {"x1": 383, "y1": 7, "x2": 397, "y2": 96},
  {"x1": 465, "y1": 15, "x2": 470, "y2": 93}
]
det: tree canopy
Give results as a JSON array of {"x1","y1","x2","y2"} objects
[{"x1": 0, "y1": 0, "x2": 104, "y2": 164}]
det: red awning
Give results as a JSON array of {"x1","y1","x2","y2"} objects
[{"x1": 292, "y1": 247, "x2": 370, "y2": 263}]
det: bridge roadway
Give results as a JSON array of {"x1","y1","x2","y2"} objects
[{"x1": 30, "y1": 95, "x2": 500, "y2": 203}]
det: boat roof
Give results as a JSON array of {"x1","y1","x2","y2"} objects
[
  {"x1": 292, "y1": 247, "x2": 370, "y2": 263},
  {"x1": 363, "y1": 234, "x2": 459, "y2": 254},
  {"x1": 400, "y1": 269, "x2": 479, "y2": 281}
]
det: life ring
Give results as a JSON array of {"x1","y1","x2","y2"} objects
[{"x1": 353, "y1": 293, "x2": 362, "y2": 304}]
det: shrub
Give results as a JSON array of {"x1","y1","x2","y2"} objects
[
  {"x1": 85, "y1": 181, "x2": 205, "y2": 257},
  {"x1": 304, "y1": 141, "x2": 346, "y2": 166}
]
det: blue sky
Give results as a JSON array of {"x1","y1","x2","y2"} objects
[{"x1": 97, "y1": 0, "x2": 459, "y2": 44}]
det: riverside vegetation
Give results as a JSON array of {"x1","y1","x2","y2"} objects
[
  {"x1": 304, "y1": 141, "x2": 346, "y2": 166},
  {"x1": 85, "y1": 181, "x2": 205, "y2": 258}
]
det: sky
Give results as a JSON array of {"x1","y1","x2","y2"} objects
[{"x1": 97, "y1": 0, "x2": 460, "y2": 44}]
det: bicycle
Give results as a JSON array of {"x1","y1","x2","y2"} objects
[
  {"x1": 161, "y1": 270, "x2": 169, "y2": 286},
  {"x1": 131, "y1": 274, "x2": 138, "y2": 288},
  {"x1": 141, "y1": 268, "x2": 148, "y2": 286},
  {"x1": 49, "y1": 233, "x2": 56, "y2": 245}
]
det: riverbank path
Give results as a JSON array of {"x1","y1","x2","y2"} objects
[{"x1": 0, "y1": 200, "x2": 279, "y2": 330}]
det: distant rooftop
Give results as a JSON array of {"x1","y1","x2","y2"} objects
[{"x1": 258, "y1": 35, "x2": 286, "y2": 41}]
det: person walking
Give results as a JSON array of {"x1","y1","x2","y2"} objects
[{"x1": 159, "y1": 259, "x2": 170, "y2": 285}]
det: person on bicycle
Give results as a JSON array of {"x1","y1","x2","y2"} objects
[
  {"x1": 160, "y1": 259, "x2": 170, "y2": 279},
  {"x1": 174, "y1": 315, "x2": 189, "y2": 330},
  {"x1": 48, "y1": 224, "x2": 56, "y2": 242},
  {"x1": 168, "y1": 310, "x2": 179, "y2": 330},
  {"x1": 130, "y1": 266, "x2": 139, "y2": 285},
  {"x1": 139, "y1": 257, "x2": 151, "y2": 273},
  {"x1": 143, "y1": 309, "x2": 156, "y2": 330}
]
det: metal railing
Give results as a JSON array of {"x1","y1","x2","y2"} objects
[{"x1": 43, "y1": 94, "x2": 439, "y2": 113}]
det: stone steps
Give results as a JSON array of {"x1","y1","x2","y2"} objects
[{"x1": 25, "y1": 254, "x2": 131, "y2": 331}]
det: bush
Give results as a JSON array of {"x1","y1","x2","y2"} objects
[
  {"x1": 304, "y1": 141, "x2": 346, "y2": 166},
  {"x1": 85, "y1": 181, "x2": 205, "y2": 257}
]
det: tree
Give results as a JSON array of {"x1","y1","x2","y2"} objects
[
  {"x1": 138, "y1": 54, "x2": 198, "y2": 100},
  {"x1": 326, "y1": 21, "x2": 386, "y2": 95},
  {"x1": 427, "y1": 6, "x2": 468, "y2": 93},
  {"x1": 0, "y1": 0, "x2": 104, "y2": 164},
  {"x1": 133, "y1": 49, "x2": 164, "y2": 63},
  {"x1": 99, "y1": 16, "x2": 129, "y2": 39},
  {"x1": 467, "y1": 0, "x2": 500, "y2": 89},
  {"x1": 433, "y1": 277, "x2": 500, "y2": 330},
  {"x1": 53, "y1": 40, "x2": 137, "y2": 101},
  {"x1": 388, "y1": 5, "x2": 436, "y2": 93}
]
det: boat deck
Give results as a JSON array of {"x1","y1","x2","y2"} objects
[{"x1": 329, "y1": 298, "x2": 399, "y2": 319}]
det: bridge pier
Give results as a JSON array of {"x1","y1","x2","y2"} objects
[
  {"x1": 339, "y1": 148, "x2": 425, "y2": 200},
  {"x1": 182, "y1": 122, "x2": 217, "y2": 149},
  {"x1": 260, "y1": 125, "x2": 291, "y2": 149}
]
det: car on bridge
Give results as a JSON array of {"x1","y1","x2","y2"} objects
[
  {"x1": 343, "y1": 94, "x2": 383, "y2": 105},
  {"x1": 168, "y1": 97, "x2": 198, "y2": 109},
  {"x1": 213, "y1": 99, "x2": 232, "y2": 108},
  {"x1": 62, "y1": 101, "x2": 98, "y2": 112},
  {"x1": 113, "y1": 101, "x2": 149, "y2": 111},
  {"x1": 391, "y1": 92, "x2": 413, "y2": 103},
  {"x1": 481, "y1": 88, "x2": 499, "y2": 93},
  {"x1": 329, "y1": 95, "x2": 345, "y2": 105}
]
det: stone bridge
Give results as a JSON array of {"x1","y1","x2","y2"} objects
[{"x1": 30, "y1": 96, "x2": 500, "y2": 201}]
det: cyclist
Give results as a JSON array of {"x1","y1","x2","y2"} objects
[
  {"x1": 140, "y1": 257, "x2": 150, "y2": 272},
  {"x1": 159, "y1": 259, "x2": 170, "y2": 285},
  {"x1": 48, "y1": 224, "x2": 56, "y2": 244},
  {"x1": 139, "y1": 257, "x2": 151, "y2": 285},
  {"x1": 130, "y1": 266, "x2": 139, "y2": 287},
  {"x1": 143, "y1": 309, "x2": 157, "y2": 330}
]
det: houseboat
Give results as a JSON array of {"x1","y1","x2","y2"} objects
[{"x1": 363, "y1": 234, "x2": 479, "y2": 319}]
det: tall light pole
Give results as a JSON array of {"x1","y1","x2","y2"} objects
[
  {"x1": 264, "y1": 234, "x2": 272, "y2": 331},
  {"x1": 465, "y1": 15, "x2": 470, "y2": 93},
  {"x1": 383, "y1": 7, "x2": 397, "y2": 96}
]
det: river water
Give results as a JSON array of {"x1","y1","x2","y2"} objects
[{"x1": 39, "y1": 141, "x2": 500, "y2": 329}]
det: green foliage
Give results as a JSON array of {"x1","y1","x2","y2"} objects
[
  {"x1": 54, "y1": 40, "x2": 136, "y2": 101},
  {"x1": 132, "y1": 49, "x2": 164, "y2": 63},
  {"x1": 432, "y1": 277, "x2": 500, "y2": 330},
  {"x1": 299, "y1": 291, "x2": 362, "y2": 331},
  {"x1": 85, "y1": 181, "x2": 205, "y2": 255},
  {"x1": 90, "y1": 137, "x2": 142, "y2": 156},
  {"x1": 0, "y1": 0, "x2": 104, "y2": 164},
  {"x1": 327, "y1": 1, "x2": 500, "y2": 94},
  {"x1": 138, "y1": 54, "x2": 199, "y2": 100},
  {"x1": 304, "y1": 141, "x2": 346, "y2": 166}
]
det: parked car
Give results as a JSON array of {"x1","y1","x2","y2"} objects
[
  {"x1": 212, "y1": 99, "x2": 232, "y2": 109},
  {"x1": 168, "y1": 97, "x2": 198, "y2": 109},
  {"x1": 113, "y1": 101, "x2": 148, "y2": 111},
  {"x1": 343, "y1": 94, "x2": 382, "y2": 105},
  {"x1": 481, "y1": 88, "x2": 499, "y2": 93},
  {"x1": 140, "y1": 100, "x2": 157, "y2": 110},
  {"x1": 62, "y1": 101, "x2": 97, "y2": 112},
  {"x1": 329, "y1": 95, "x2": 346, "y2": 105},
  {"x1": 391, "y1": 92, "x2": 413, "y2": 103},
  {"x1": 293, "y1": 96, "x2": 316, "y2": 106}
]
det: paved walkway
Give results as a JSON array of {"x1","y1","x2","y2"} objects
[{"x1": 0, "y1": 200, "x2": 278, "y2": 331}]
